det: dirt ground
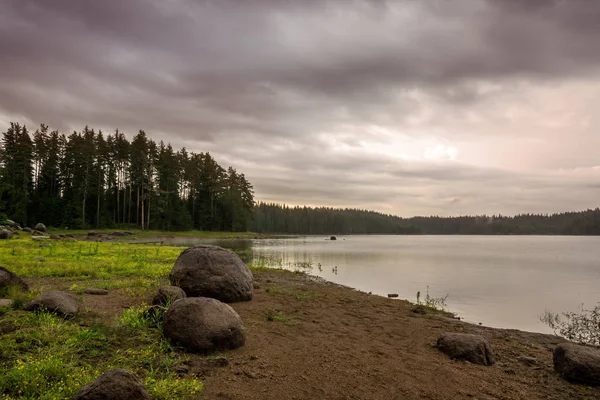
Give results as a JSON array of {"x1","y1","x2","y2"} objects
[{"x1": 29, "y1": 270, "x2": 600, "y2": 400}]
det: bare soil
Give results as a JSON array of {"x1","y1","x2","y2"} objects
[{"x1": 28, "y1": 270, "x2": 600, "y2": 400}]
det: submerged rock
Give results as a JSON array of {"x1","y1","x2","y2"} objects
[
  {"x1": 71, "y1": 369, "x2": 151, "y2": 400},
  {"x1": 163, "y1": 297, "x2": 246, "y2": 353},
  {"x1": 436, "y1": 332, "x2": 495, "y2": 366},
  {"x1": 170, "y1": 245, "x2": 253, "y2": 303},
  {"x1": 24, "y1": 291, "x2": 79, "y2": 316},
  {"x1": 554, "y1": 343, "x2": 600, "y2": 385}
]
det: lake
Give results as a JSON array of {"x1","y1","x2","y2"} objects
[{"x1": 166, "y1": 235, "x2": 600, "y2": 334}]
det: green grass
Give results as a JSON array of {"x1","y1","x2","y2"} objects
[
  {"x1": 265, "y1": 310, "x2": 289, "y2": 323},
  {"x1": 0, "y1": 238, "x2": 186, "y2": 279},
  {"x1": 0, "y1": 238, "x2": 210, "y2": 400}
]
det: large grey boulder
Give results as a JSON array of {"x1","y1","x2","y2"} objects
[
  {"x1": 0, "y1": 229, "x2": 13, "y2": 239},
  {"x1": 436, "y1": 332, "x2": 495, "y2": 366},
  {"x1": 152, "y1": 286, "x2": 186, "y2": 306},
  {"x1": 169, "y1": 245, "x2": 253, "y2": 302},
  {"x1": 554, "y1": 343, "x2": 600, "y2": 385},
  {"x1": 71, "y1": 369, "x2": 151, "y2": 400},
  {"x1": 163, "y1": 297, "x2": 246, "y2": 353},
  {"x1": 24, "y1": 291, "x2": 79, "y2": 316},
  {"x1": 34, "y1": 223, "x2": 47, "y2": 232},
  {"x1": 0, "y1": 266, "x2": 28, "y2": 292}
]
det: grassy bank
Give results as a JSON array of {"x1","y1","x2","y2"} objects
[
  {"x1": 48, "y1": 228, "x2": 286, "y2": 240},
  {"x1": 0, "y1": 238, "x2": 209, "y2": 399}
]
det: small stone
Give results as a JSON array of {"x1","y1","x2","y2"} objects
[
  {"x1": 517, "y1": 356, "x2": 538, "y2": 366},
  {"x1": 412, "y1": 305, "x2": 426, "y2": 314},
  {"x1": 253, "y1": 282, "x2": 261, "y2": 290},
  {"x1": 84, "y1": 288, "x2": 109, "y2": 295},
  {"x1": 0, "y1": 299, "x2": 13, "y2": 308}
]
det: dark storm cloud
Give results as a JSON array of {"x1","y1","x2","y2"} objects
[{"x1": 1, "y1": 0, "x2": 600, "y2": 216}]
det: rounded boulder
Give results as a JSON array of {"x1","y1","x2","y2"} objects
[
  {"x1": 23, "y1": 290, "x2": 79, "y2": 317},
  {"x1": 34, "y1": 223, "x2": 47, "y2": 232},
  {"x1": 152, "y1": 286, "x2": 186, "y2": 306},
  {"x1": 169, "y1": 245, "x2": 253, "y2": 302},
  {"x1": 72, "y1": 369, "x2": 150, "y2": 400},
  {"x1": 0, "y1": 266, "x2": 28, "y2": 292},
  {"x1": 436, "y1": 332, "x2": 495, "y2": 366},
  {"x1": 554, "y1": 342, "x2": 600, "y2": 385},
  {"x1": 163, "y1": 297, "x2": 246, "y2": 353}
]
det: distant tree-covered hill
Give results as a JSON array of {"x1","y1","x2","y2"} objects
[{"x1": 252, "y1": 203, "x2": 600, "y2": 235}]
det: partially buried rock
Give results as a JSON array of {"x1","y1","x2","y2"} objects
[
  {"x1": 0, "y1": 229, "x2": 13, "y2": 240},
  {"x1": 169, "y1": 245, "x2": 253, "y2": 303},
  {"x1": 163, "y1": 297, "x2": 246, "y2": 353},
  {"x1": 34, "y1": 223, "x2": 46, "y2": 232},
  {"x1": 152, "y1": 286, "x2": 186, "y2": 306},
  {"x1": 72, "y1": 369, "x2": 151, "y2": 400},
  {"x1": 554, "y1": 342, "x2": 600, "y2": 385},
  {"x1": 84, "y1": 288, "x2": 109, "y2": 295},
  {"x1": 436, "y1": 332, "x2": 495, "y2": 366},
  {"x1": 0, "y1": 266, "x2": 28, "y2": 292},
  {"x1": 24, "y1": 291, "x2": 79, "y2": 317}
]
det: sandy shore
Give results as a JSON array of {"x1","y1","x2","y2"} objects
[{"x1": 27, "y1": 268, "x2": 599, "y2": 399}]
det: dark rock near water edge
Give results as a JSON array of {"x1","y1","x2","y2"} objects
[
  {"x1": 169, "y1": 245, "x2": 253, "y2": 303},
  {"x1": 24, "y1": 291, "x2": 79, "y2": 317},
  {"x1": 330, "y1": 236, "x2": 337, "y2": 240},
  {"x1": 554, "y1": 343, "x2": 600, "y2": 385},
  {"x1": 71, "y1": 369, "x2": 151, "y2": 400},
  {"x1": 0, "y1": 266, "x2": 28, "y2": 292},
  {"x1": 152, "y1": 286, "x2": 186, "y2": 306},
  {"x1": 163, "y1": 297, "x2": 246, "y2": 354},
  {"x1": 436, "y1": 332, "x2": 495, "y2": 366}
]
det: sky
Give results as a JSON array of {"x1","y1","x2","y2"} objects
[{"x1": 1, "y1": 0, "x2": 599, "y2": 217}]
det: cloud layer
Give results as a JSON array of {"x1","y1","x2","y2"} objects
[{"x1": 1, "y1": 0, "x2": 600, "y2": 216}]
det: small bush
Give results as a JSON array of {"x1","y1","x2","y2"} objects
[{"x1": 541, "y1": 304, "x2": 600, "y2": 345}]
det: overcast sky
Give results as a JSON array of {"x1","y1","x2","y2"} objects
[{"x1": 1, "y1": 0, "x2": 599, "y2": 217}]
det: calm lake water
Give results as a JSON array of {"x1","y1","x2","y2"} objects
[{"x1": 166, "y1": 235, "x2": 600, "y2": 334}]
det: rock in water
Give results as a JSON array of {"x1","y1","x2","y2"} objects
[
  {"x1": 24, "y1": 291, "x2": 79, "y2": 316},
  {"x1": 436, "y1": 332, "x2": 495, "y2": 366},
  {"x1": 34, "y1": 223, "x2": 46, "y2": 232},
  {"x1": 554, "y1": 343, "x2": 600, "y2": 385},
  {"x1": 152, "y1": 286, "x2": 186, "y2": 306},
  {"x1": 72, "y1": 369, "x2": 151, "y2": 400},
  {"x1": 163, "y1": 297, "x2": 246, "y2": 353},
  {"x1": 169, "y1": 245, "x2": 253, "y2": 302},
  {"x1": 330, "y1": 236, "x2": 337, "y2": 240},
  {"x1": 0, "y1": 266, "x2": 28, "y2": 292}
]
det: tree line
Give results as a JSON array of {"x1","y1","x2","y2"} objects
[
  {"x1": 0, "y1": 122, "x2": 254, "y2": 231},
  {"x1": 252, "y1": 203, "x2": 600, "y2": 235}
]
